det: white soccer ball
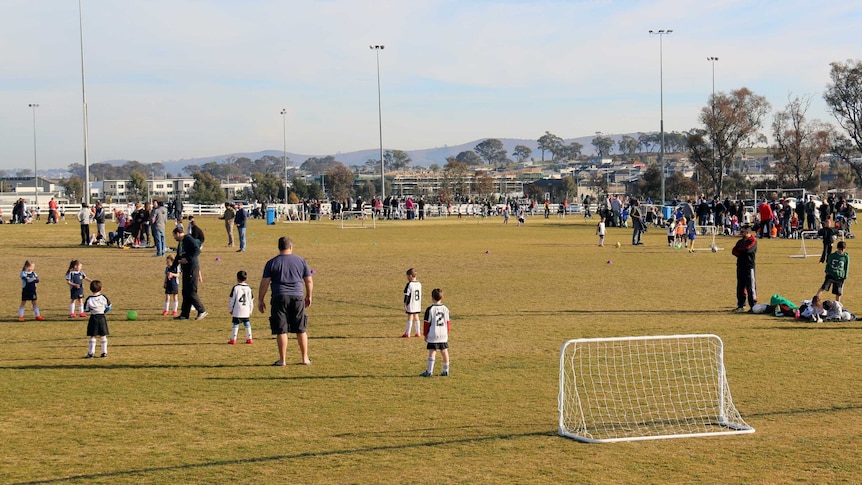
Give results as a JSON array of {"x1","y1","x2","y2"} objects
[
  {"x1": 841, "y1": 311, "x2": 853, "y2": 322},
  {"x1": 711, "y1": 246, "x2": 718, "y2": 253}
]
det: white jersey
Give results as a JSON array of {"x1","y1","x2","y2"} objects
[
  {"x1": 404, "y1": 280, "x2": 422, "y2": 314},
  {"x1": 84, "y1": 293, "x2": 112, "y2": 315},
  {"x1": 423, "y1": 303, "x2": 450, "y2": 344},
  {"x1": 228, "y1": 282, "x2": 254, "y2": 319}
]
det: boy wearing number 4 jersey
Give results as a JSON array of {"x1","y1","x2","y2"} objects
[
  {"x1": 228, "y1": 270, "x2": 254, "y2": 344},
  {"x1": 420, "y1": 288, "x2": 451, "y2": 377},
  {"x1": 403, "y1": 268, "x2": 422, "y2": 337}
]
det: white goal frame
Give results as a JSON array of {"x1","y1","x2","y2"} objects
[
  {"x1": 339, "y1": 210, "x2": 376, "y2": 229},
  {"x1": 790, "y1": 231, "x2": 819, "y2": 258},
  {"x1": 558, "y1": 334, "x2": 754, "y2": 443},
  {"x1": 692, "y1": 225, "x2": 724, "y2": 251}
]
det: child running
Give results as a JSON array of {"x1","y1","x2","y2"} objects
[
  {"x1": 66, "y1": 260, "x2": 92, "y2": 318},
  {"x1": 163, "y1": 255, "x2": 179, "y2": 316},
  {"x1": 19, "y1": 260, "x2": 44, "y2": 322},
  {"x1": 403, "y1": 268, "x2": 422, "y2": 338},
  {"x1": 228, "y1": 270, "x2": 254, "y2": 344},
  {"x1": 83, "y1": 280, "x2": 111, "y2": 358},
  {"x1": 420, "y1": 288, "x2": 451, "y2": 377}
]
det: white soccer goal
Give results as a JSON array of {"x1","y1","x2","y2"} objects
[
  {"x1": 558, "y1": 334, "x2": 754, "y2": 443},
  {"x1": 339, "y1": 210, "x2": 376, "y2": 229},
  {"x1": 693, "y1": 225, "x2": 724, "y2": 252},
  {"x1": 790, "y1": 231, "x2": 819, "y2": 258}
]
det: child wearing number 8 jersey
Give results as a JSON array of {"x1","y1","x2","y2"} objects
[
  {"x1": 403, "y1": 268, "x2": 422, "y2": 338},
  {"x1": 228, "y1": 270, "x2": 254, "y2": 344}
]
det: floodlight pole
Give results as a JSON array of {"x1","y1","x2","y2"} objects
[
  {"x1": 281, "y1": 108, "x2": 288, "y2": 203},
  {"x1": 29, "y1": 103, "x2": 39, "y2": 207},
  {"x1": 79, "y1": 0, "x2": 91, "y2": 204},
  {"x1": 649, "y1": 29, "x2": 672, "y2": 206},
  {"x1": 707, "y1": 56, "x2": 719, "y2": 195},
  {"x1": 370, "y1": 44, "x2": 385, "y2": 200}
]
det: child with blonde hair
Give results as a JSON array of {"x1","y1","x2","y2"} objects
[{"x1": 66, "y1": 260, "x2": 92, "y2": 318}]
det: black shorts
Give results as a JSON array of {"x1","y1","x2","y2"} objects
[
  {"x1": 232, "y1": 317, "x2": 250, "y2": 325},
  {"x1": 87, "y1": 314, "x2": 109, "y2": 337},
  {"x1": 22, "y1": 290, "x2": 37, "y2": 301},
  {"x1": 426, "y1": 342, "x2": 449, "y2": 350},
  {"x1": 269, "y1": 295, "x2": 307, "y2": 334},
  {"x1": 820, "y1": 277, "x2": 845, "y2": 296},
  {"x1": 70, "y1": 288, "x2": 84, "y2": 300}
]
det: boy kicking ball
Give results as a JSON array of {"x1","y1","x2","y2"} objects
[{"x1": 420, "y1": 288, "x2": 451, "y2": 377}]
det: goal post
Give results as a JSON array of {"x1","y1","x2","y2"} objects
[
  {"x1": 339, "y1": 210, "x2": 376, "y2": 229},
  {"x1": 558, "y1": 334, "x2": 754, "y2": 443}
]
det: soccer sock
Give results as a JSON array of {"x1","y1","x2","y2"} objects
[
  {"x1": 70, "y1": 303, "x2": 75, "y2": 314},
  {"x1": 173, "y1": 300, "x2": 179, "y2": 312},
  {"x1": 18, "y1": 306, "x2": 24, "y2": 318},
  {"x1": 100, "y1": 337, "x2": 108, "y2": 355},
  {"x1": 164, "y1": 300, "x2": 170, "y2": 312},
  {"x1": 231, "y1": 324, "x2": 239, "y2": 340},
  {"x1": 34, "y1": 306, "x2": 40, "y2": 317},
  {"x1": 443, "y1": 363, "x2": 450, "y2": 374},
  {"x1": 244, "y1": 322, "x2": 252, "y2": 340},
  {"x1": 88, "y1": 338, "x2": 96, "y2": 355},
  {"x1": 426, "y1": 357, "x2": 435, "y2": 374},
  {"x1": 406, "y1": 320, "x2": 412, "y2": 335}
]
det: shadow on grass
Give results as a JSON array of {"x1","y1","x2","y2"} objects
[
  {"x1": 749, "y1": 402, "x2": 862, "y2": 418},
  {"x1": 0, "y1": 363, "x2": 268, "y2": 371},
  {"x1": 10, "y1": 430, "x2": 554, "y2": 485},
  {"x1": 765, "y1": 325, "x2": 862, "y2": 331}
]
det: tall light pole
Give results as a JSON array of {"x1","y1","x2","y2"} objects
[
  {"x1": 28, "y1": 103, "x2": 39, "y2": 207},
  {"x1": 79, "y1": 0, "x2": 91, "y2": 204},
  {"x1": 370, "y1": 44, "x2": 385, "y2": 200},
  {"x1": 649, "y1": 29, "x2": 672, "y2": 205},
  {"x1": 280, "y1": 108, "x2": 288, "y2": 203},
  {"x1": 707, "y1": 56, "x2": 719, "y2": 194}
]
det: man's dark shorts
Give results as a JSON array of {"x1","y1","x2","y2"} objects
[{"x1": 270, "y1": 295, "x2": 307, "y2": 334}]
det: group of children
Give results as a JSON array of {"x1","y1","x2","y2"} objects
[{"x1": 402, "y1": 268, "x2": 451, "y2": 377}]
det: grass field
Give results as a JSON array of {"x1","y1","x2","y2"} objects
[{"x1": 1, "y1": 214, "x2": 861, "y2": 484}]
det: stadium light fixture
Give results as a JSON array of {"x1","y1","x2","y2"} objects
[
  {"x1": 649, "y1": 29, "x2": 672, "y2": 206},
  {"x1": 370, "y1": 44, "x2": 385, "y2": 200}
]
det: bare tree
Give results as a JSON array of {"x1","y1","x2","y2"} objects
[
  {"x1": 687, "y1": 87, "x2": 771, "y2": 197},
  {"x1": 824, "y1": 59, "x2": 862, "y2": 184},
  {"x1": 772, "y1": 94, "x2": 833, "y2": 190}
]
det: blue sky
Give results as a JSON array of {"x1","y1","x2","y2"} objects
[{"x1": 1, "y1": 0, "x2": 860, "y2": 170}]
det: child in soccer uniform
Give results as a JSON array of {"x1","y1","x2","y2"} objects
[
  {"x1": 19, "y1": 260, "x2": 44, "y2": 322},
  {"x1": 83, "y1": 280, "x2": 111, "y2": 358},
  {"x1": 403, "y1": 268, "x2": 422, "y2": 338},
  {"x1": 163, "y1": 255, "x2": 179, "y2": 316},
  {"x1": 675, "y1": 216, "x2": 686, "y2": 247},
  {"x1": 666, "y1": 218, "x2": 676, "y2": 246},
  {"x1": 816, "y1": 241, "x2": 849, "y2": 303},
  {"x1": 228, "y1": 270, "x2": 254, "y2": 344},
  {"x1": 65, "y1": 260, "x2": 92, "y2": 318},
  {"x1": 420, "y1": 288, "x2": 451, "y2": 377},
  {"x1": 687, "y1": 218, "x2": 697, "y2": 253},
  {"x1": 597, "y1": 217, "x2": 606, "y2": 247}
]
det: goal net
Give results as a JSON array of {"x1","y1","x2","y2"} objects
[
  {"x1": 559, "y1": 334, "x2": 754, "y2": 443},
  {"x1": 339, "y1": 210, "x2": 376, "y2": 229}
]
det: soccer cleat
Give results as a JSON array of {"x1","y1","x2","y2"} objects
[
  {"x1": 272, "y1": 361, "x2": 285, "y2": 366},
  {"x1": 732, "y1": 307, "x2": 746, "y2": 313},
  {"x1": 79, "y1": 313, "x2": 87, "y2": 318},
  {"x1": 35, "y1": 316, "x2": 45, "y2": 321},
  {"x1": 18, "y1": 317, "x2": 25, "y2": 322},
  {"x1": 100, "y1": 353, "x2": 107, "y2": 358},
  {"x1": 420, "y1": 371, "x2": 432, "y2": 377},
  {"x1": 401, "y1": 333, "x2": 410, "y2": 338},
  {"x1": 174, "y1": 316, "x2": 189, "y2": 320},
  {"x1": 441, "y1": 371, "x2": 449, "y2": 377},
  {"x1": 84, "y1": 353, "x2": 95, "y2": 359},
  {"x1": 246, "y1": 339, "x2": 253, "y2": 344},
  {"x1": 69, "y1": 314, "x2": 77, "y2": 319},
  {"x1": 172, "y1": 311, "x2": 179, "y2": 316},
  {"x1": 228, "y1": 339, "x2": 237, "y2": 345},
  {"x1": 414, "y1": 333, "x2": 421, "y2": 338},
  {"x1": 195, "y1": 311, "x2": 209, "y2": 321},
  {"x1": 162, "y1": 310, "x2": 169, "y2": 316}
]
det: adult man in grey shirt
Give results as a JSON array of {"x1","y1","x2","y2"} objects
[
  {"x1": 151, "y1": 200, "x2": 168, "y2": 256},
  {"x1": 258, "y1": 236, "x2": 313, "y2": 366}
]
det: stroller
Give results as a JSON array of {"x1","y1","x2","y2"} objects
[{"x1": 835, "y1": 214, "x2": 855, "y2": 239}]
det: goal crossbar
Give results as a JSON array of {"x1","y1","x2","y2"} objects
[
  {"x1": 692, "y1": 225, "x2": 724, "y2": 251},
  {"x1": 790, "y1": 231, "x2": 820, "y2": 258},
  {"x1": 339, "y1": 210, "x2": 376, "y2": 229},
  {"x1": 558, "y1": 334, "x2": 754, "y2": 443}
]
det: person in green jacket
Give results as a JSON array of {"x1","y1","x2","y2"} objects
[{"x1": 816, "y1": 241, "x2": 850, "y2": 303}]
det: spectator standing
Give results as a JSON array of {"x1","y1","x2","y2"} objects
[
  {"x1": 631, "y1": 199, "x2": 644, "y2": 246},
  {"x1": 77, "y1": 203, "x2": 92, "y2": 245},
  {"x1": 234, "y1": 202, "x2": 248, "y2": 252},
  {"x1": 93, "y1": 201, "x2": 106, "y2": 242},
  {"x1": 220, "y1": 202, "x2": 236, "y2": 248},
  {"x1": 170, "y1": 225, "x2": 207, "y2": 321},
  {"x1": 732, "y1": 224, "x2": 758, "y2": 312},
  {"x1": 151, "y1": 200, "x2": 168, "y2": 256},
  {"x1": 258, "y1": 236, "x2": 313, "y2": 366}
]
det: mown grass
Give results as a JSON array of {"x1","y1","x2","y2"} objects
[{"x1": 1, "y1": 214, "x2": 861, "y2": 484}]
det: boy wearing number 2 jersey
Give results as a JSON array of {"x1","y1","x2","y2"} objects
[
  {"x1": 403, "y1": 268, "x2": 422, "y2": 338},
  {"x1": 420, "y1": 288, "x2": 451, "y2": 377},
  {"x1": 228, "y1": 270, "x2": 254, "y2": 344}
]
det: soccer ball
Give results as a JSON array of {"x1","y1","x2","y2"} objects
[
  {"x1": 674, "y1": 242, "x2": 682, "y2": 249},
  {"x1": 711, "y1": 246, "x2": 718, "y2": 253},
  {"x1": 615, "y1": 242, "x2": 621, "y2": 248},
  {"x1": 126, "y1": 310, "x2": 138, "y2": 321}
]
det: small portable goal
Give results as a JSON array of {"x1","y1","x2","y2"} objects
[
  {"x1": 790, "y1": 231, "x2": 819, "y2": 258},
  {"x1": 339, "y1": 210, "x2": 376, "y2": 229},
  {"x1": 558, "y1": 334, "x2": 754, "y2": 443}
]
